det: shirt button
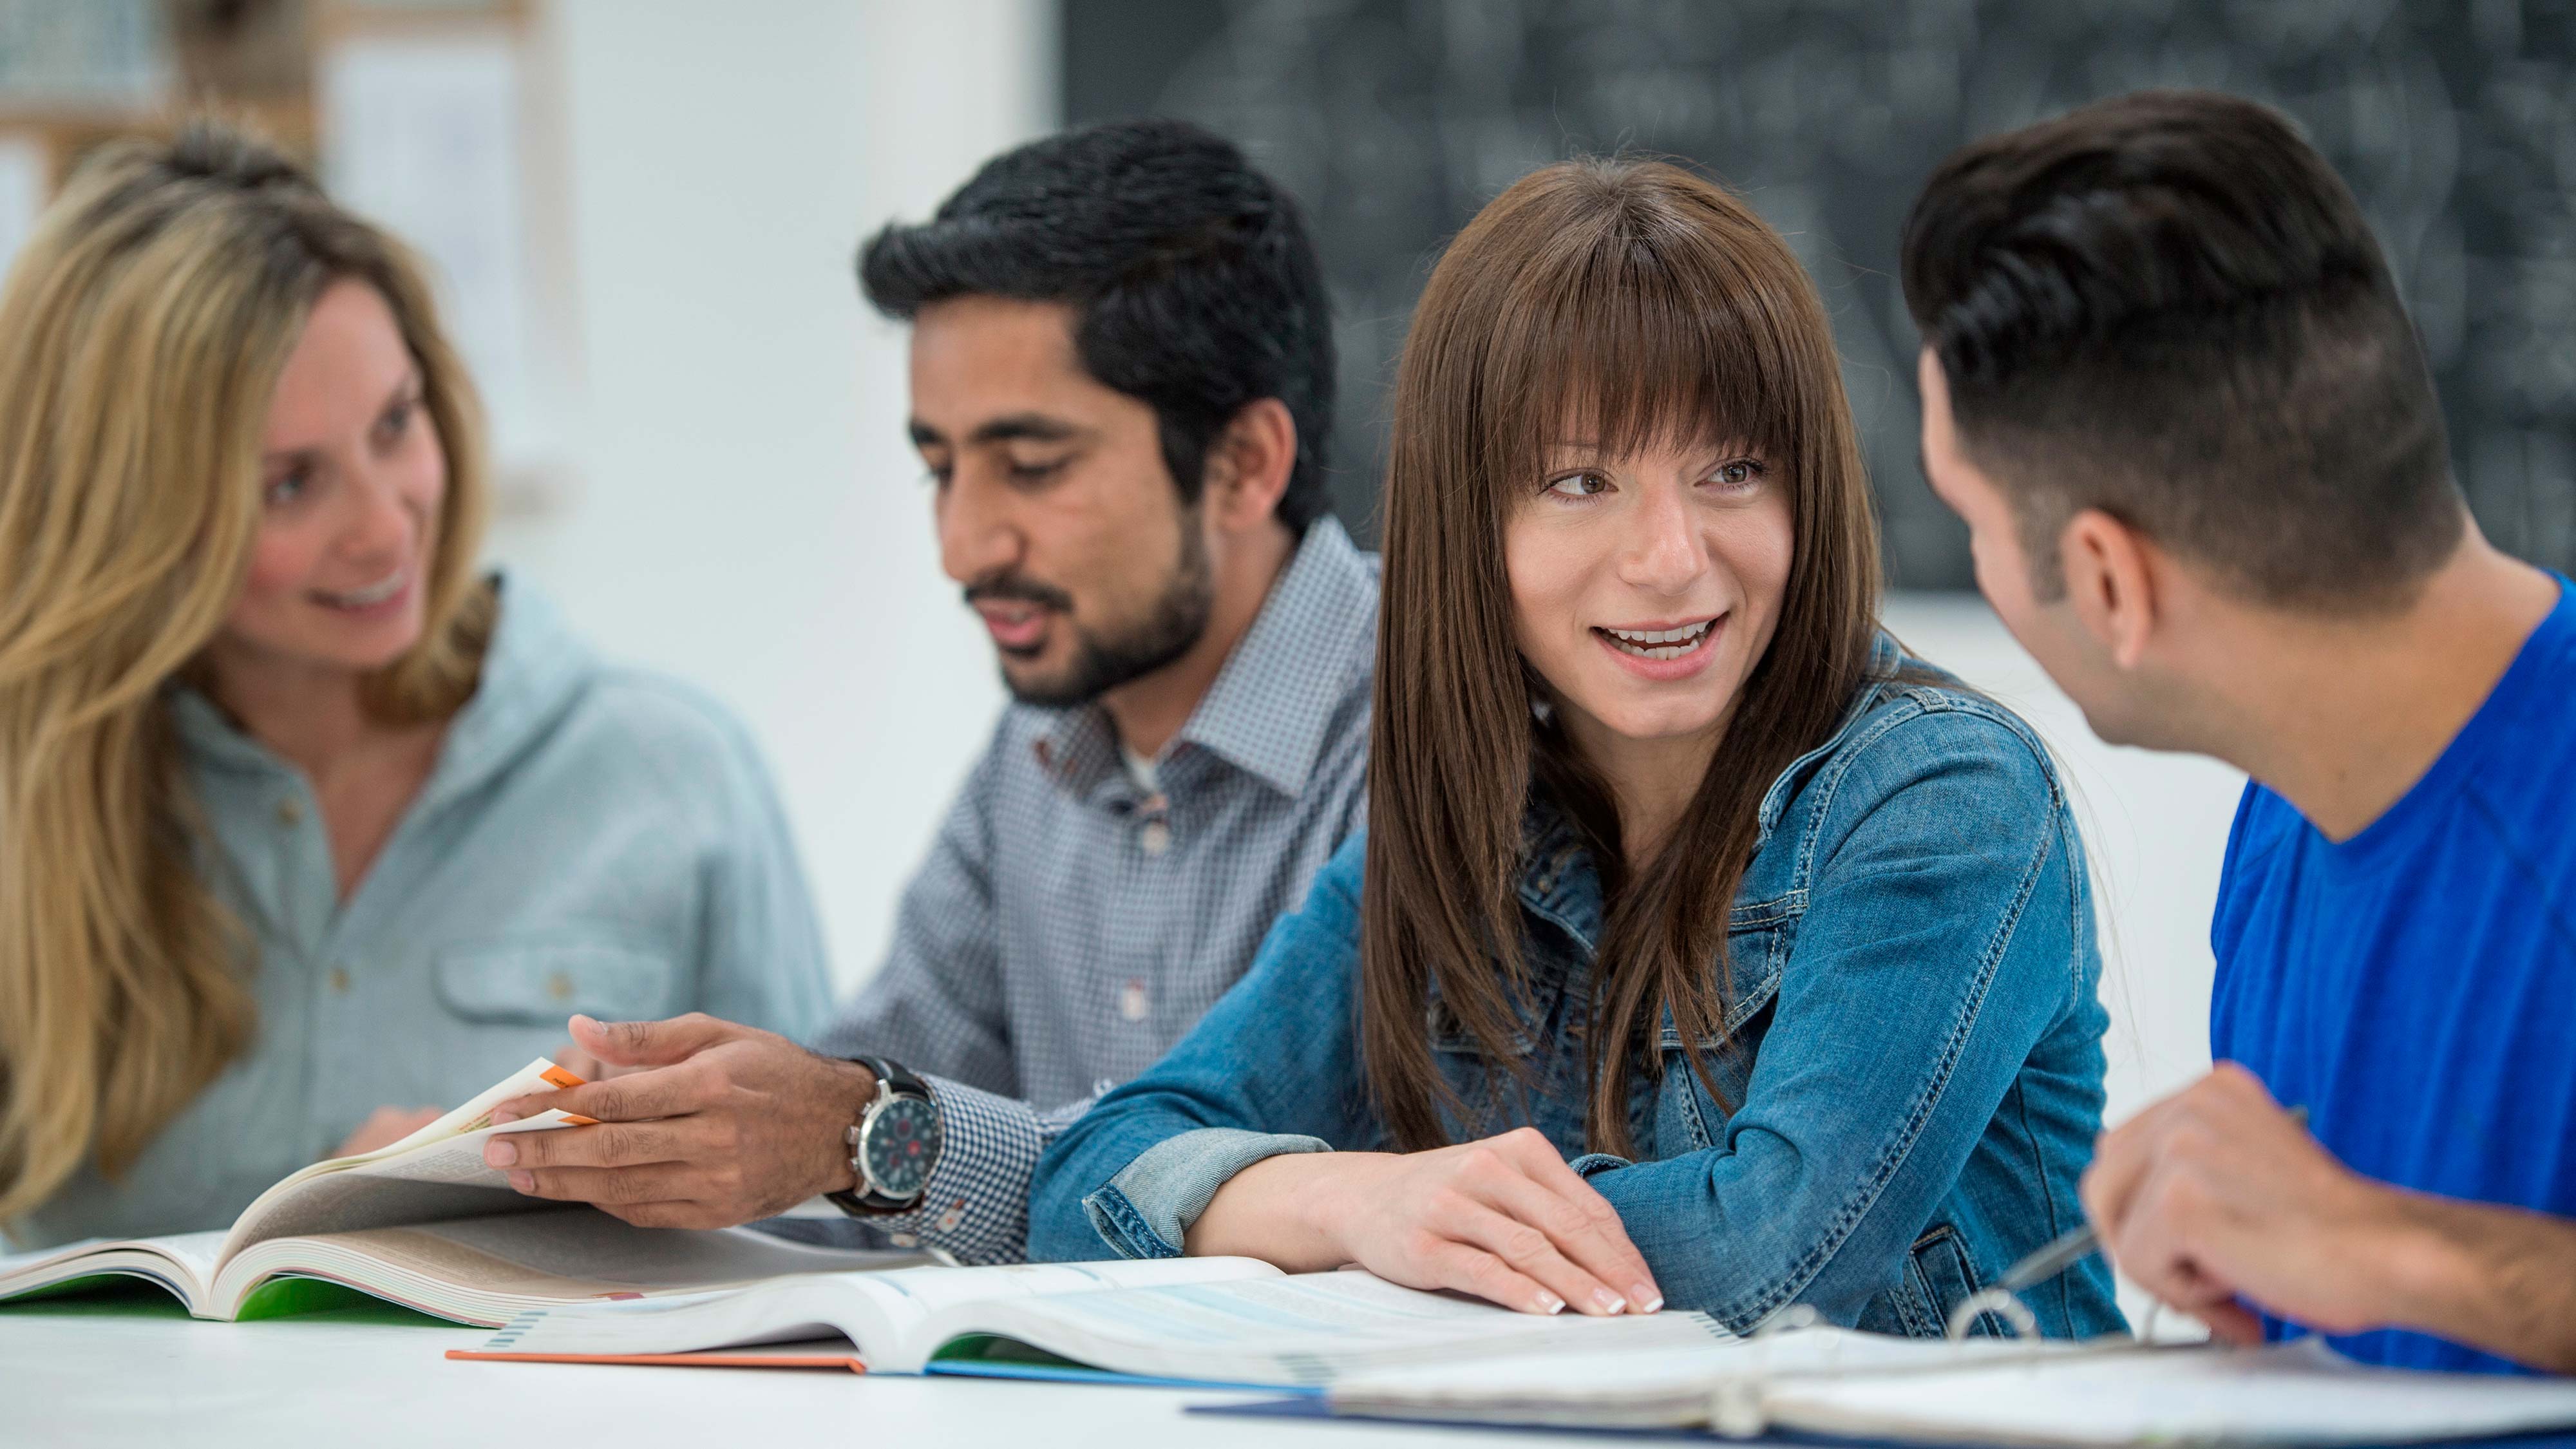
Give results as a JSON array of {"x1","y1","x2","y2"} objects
[
  {"x1": 1139, "y1": 820, "x2": 1171, "y2": 856},
  {"x1": 276, "y1": 799, "x2": 302, "y2": 828},
  {"x1": 1119, "y1": 979, "x2": 1150, "y2": 1023},
  {"x1": 547, "y1": 972, "x2": 574, "y2": 1002},
  {"x1": 328, "y1": 965, "x2": 350, "y2": 993}
]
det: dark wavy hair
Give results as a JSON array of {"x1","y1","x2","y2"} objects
[{"x1": 858, "y1": 118, "x2": 1336, "y2": 534}]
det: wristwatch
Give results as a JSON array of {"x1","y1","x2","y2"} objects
[{"x1": 826, "y1": 1056, "x2": 943, "y2": 1217}]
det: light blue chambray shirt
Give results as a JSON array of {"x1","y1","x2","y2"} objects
[{"x1": 10, "y1": 575, "x2": 831, "y2": 1250}]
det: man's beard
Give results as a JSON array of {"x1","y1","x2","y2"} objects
[{"x1": 974, "y1": 522, "x2": 1214, "y2": 710}]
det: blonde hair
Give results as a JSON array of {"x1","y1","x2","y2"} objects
[{"x1": 0, "y1": 120, "x2": 494, "y2": 1222}]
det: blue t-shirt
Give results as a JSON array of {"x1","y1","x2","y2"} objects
[{"x1": 2211, "y1": 576, "x2": 2576, "y2": 1375}]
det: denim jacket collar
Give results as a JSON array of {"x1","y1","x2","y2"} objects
[
  {"x1": 1512, "y1": 629, "x2": 1908, "y2": 918},
  {"x1": 1753, "y1": 630, "x2": 1908, "y2": 846},
  {"x1": 1495, "y1": 630, "x2": 1915, "y2": 1048}
]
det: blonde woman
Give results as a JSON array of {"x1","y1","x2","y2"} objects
[{"x1": 0, "y1": 123, "x2": 829, "y2": 1248}]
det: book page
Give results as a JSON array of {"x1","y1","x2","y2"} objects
[
  {"x1": 1757, "y1": 1339, "x2": 2576, "y2": 1447},
  {"x1": 1329, "y1": 1325, "x2": 2070, "y2": 1428},
  {"x1": 943, "y1": 1268, "x2": 1734, "y2": 1387},
  {"x1": 0, "y1": 1230, "x2": 227, "y2": 1311},
  {"x1": 466, "y1": 1255, "x2": 1283, "y2": 1372},
  {"x1": 401, "y1": 1213, "x2": 917, "y2": 1293},
  {"x1": 214, "y1": 1119, "x2": 567, "y2": 1260},
  {"x1": 211, "y1": 1211, "x2": 920, "y2": 1318}
]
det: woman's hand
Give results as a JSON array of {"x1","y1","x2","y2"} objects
[
  {"x1": 1190, "y1": 1126, "x2": 1663, "y2": 1317},
  {"x1": 330, "y1": 1105, "x2": 442, "y2": 1160}
]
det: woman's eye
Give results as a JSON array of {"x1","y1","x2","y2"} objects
[
  {"x1": 1709, "y1": 460, "x2": 1763, "y2": 489},
  {"x1": 264, "y1": 468, "x2": 312, "y2": 506},
  {"x1": 1545, "y1": 471, "x2": 1609, "y2": 499},
  {"x1": 1006, "y1": 457, "x2": 1067, "y2": 486}
]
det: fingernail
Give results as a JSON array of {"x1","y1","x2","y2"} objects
[
  {"x1": 1633, "y1": 1285, "x2": 1663, "y2": 1313},
  {"x1": 484, "y1": 1138, "x2": 518, "y2": 1166},
  {"x1": 489, "y1": 1108, "x2": 520, "y2": 1125},
  {"x1": 1591, "y1": 1287, "x2": 1627, "y2": 1315},
  {"x1": 507, "y1": 1170, "x2": 533, "y2": 1193},
  {"x1": 1533, "y1": 1291, "x2": 1565, "y2": 1315}
]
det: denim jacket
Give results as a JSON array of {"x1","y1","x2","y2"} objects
[{"x1": 1028, "y1": 636, "x2": 2124, "y2": 1339}]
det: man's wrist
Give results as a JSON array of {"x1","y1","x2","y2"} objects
[{"x1": 819, "y1": 1057, "x2": 878, "y2": 1197}]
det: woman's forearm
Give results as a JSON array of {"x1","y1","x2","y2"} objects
[{"x1": 1182, "y1": 1150, "x2": 1384, "y2": 1268}]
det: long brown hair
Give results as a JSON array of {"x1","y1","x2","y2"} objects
[
  {"x1": 1361, "y1": 158, "x2": 1883, "y2": 1156},
  {"x1": 0, "y1": 120, "x2": 493, "y2": 1223}
]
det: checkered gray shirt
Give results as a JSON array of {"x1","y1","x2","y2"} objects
[{"x1": 811, "y1": 518, "x2": 1376, "y2": 1262}]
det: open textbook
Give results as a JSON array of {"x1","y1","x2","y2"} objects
[
  {"x1": 449, "y1": 1257, "x2": 1732, "y2": 1385},
  {"x1": 0, "y1": 1059, "x2": 908, "y2": 1326},
  {"x1": 1320, "y1": 1329, "x2": 2576, "y2": 1446}
]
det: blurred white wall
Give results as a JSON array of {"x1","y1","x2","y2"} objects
[{"x1": 488, "y1": 0, "x2": 1057, "y2": 996}]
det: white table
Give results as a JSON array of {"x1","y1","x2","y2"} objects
[{"x1": 1, "y1": 1293, "x2": 1689, "y2": 1449}]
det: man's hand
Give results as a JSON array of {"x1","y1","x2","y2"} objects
[
  {"x1": 2081, "y1": 1063, "x2": 2405, "y2": 1341},
  {"x1": 332, "y1": 1105, "x2": 443, "y2": 1160},
  {"x1": 549, "y1": 1036, "x2": 650, "y2": 1082},
  {"x1": 1191, "y1": 1127, "x2": 1662, "y2": 1318},
  {"x1": 481, "y1": 1012, "x2": 878, "y2": 1229}
]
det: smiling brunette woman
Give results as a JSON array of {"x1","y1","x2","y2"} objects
[
  {"x1": 1027, "y1": 159, "x2": 2125, "y2": 1339},
  {"x1": 0, "y1": 124, "x2": 826, "y2": 1247}
]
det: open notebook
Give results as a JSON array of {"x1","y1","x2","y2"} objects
[
  {"x1": 1318, "y1": 1329, "x2": 2576, "y2": 1445},
  {"x1": 449, "y1": 1258, "x2": 1732, "y2": 1385},
  {"x1": 0, "y1": 1058, "x2": 909, "y2": 1325}
]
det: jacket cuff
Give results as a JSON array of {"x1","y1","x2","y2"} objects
[{"x1": 1079, "y1": 1128, "x2": 1331, "y2": 1258}]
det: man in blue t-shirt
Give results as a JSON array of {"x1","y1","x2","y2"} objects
[{"x1": 1902, "y1": 90, "x2": 2575, "y2": 1376}]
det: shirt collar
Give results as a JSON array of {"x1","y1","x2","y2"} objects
[
  {"x1": 1032, "y1": 516, "x2": 1378, "y2": 802},
  {"x1": 170, "y1": 571, "x2": 595, "y2": 808}
]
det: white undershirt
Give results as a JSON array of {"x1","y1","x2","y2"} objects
[{"x1": 1121, "y1": 743, "x2": 1161, "y2": 797}]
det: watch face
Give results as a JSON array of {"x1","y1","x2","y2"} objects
[{"x1": 860, "y1": 1094, "x2": 941, "y2": 1201}]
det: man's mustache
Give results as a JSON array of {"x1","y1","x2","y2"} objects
[{"x1": 963, "y1": 573, "x2": 1074, "y2": 614}]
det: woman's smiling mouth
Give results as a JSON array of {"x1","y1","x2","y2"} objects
[{"x1": 1591, "y1": 614, "x2": 1725, "y2": 680}]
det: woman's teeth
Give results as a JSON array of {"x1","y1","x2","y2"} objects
[
  {"x1": 317, "y1": 573, "x2": 405, "y2": 609},
  {"x1": 1600, "y1": 621, "x2": 1713, "y2": 660}
]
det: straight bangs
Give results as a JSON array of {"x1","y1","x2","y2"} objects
[{"x1": 1463, "y1": 160, "x2": 1835, "y2": 528}]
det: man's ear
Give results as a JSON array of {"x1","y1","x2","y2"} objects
[
  {"x1": 1200, "y1": 398, "x2": 1296, "y2": 532},
  {"x1": 2059, "y1": 508, "x2": 2160, "y2": 671}
]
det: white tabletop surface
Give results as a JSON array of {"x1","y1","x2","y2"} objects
[{"x1": 1, "y1": 1290, "x2": 1698, "y2": 1449}]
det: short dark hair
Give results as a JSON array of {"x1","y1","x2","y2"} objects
[
  {"x1": 1901, "y1": 90, "x2": 2463, "y2": 609},
  {"x1": 859, "y1": 118, "x2": 1336, "y2": 535}
]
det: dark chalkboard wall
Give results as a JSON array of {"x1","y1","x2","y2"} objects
[{"x1": 1065, "y1": 0, "x2": 2576, "y2": 589}]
